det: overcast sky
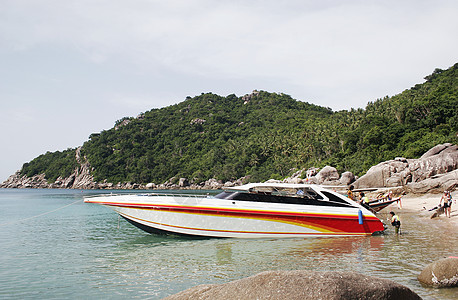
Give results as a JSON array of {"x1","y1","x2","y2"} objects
[{"x1": 0, "y1": 0, "x2": 457, "y2": 182}]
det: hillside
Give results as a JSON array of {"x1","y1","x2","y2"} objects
[{"x1": 18, "y1": 63, "x2": 458, "y2": 185}]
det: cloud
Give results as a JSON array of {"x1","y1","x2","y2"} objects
[
  {"x1": 0, "y1": 1, "x2": 457, "y2": 112},
  {"x1": 2, "y1": 1, "x2": 456, "y2": 75}
]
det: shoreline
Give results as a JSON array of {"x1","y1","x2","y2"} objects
[{"x1": 384, "y1": 192, "x2": 458, "y2": 227}]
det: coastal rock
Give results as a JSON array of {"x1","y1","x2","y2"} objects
[
  {"x1": 405, "y1": 169, "x2": 458, "y2": 194},
  {"x1": 417, "y1": 257, "x2": 458, "y2": 287},
  {"x1": 178, "y1": 178, "x2": 189, "y2": 188},
  {"x1": 265, "y1": 179, "x2": 282, "y2": 183},
  {"x1": 234, "y1": 176, "x2": 250, "y2": 186},
  {"x1": 289, "y1": 177, "x2": 304, "y2": 184},
  {"x1": 340, "y1": 171, "x2": 355, "y2": 185},
  {"x1": 409, "y1": 144, "x2": 458, "y2": 182},
  {"x1": 145, "y1": 183, "x2": 156, "y2": 189},
  {"x1": 0, "y1": 147, "x2": 98, "y2": 190},
  {"x1": 203, "y1": 178, "x2": 223, "y2": 190},
  {"x1": 62, "y1": 174, "x2": 76, "y2": 188},
  {"x1": 70, "y1": 147, "x2": 96, "y2": 189},
  {"x1": 305, "y1": 167, "x2": 319, "y2": 178},
  {"x1": 354, "y1": 143, "x2": 458, "y2": 193},
  {"x1": 353, "y1": 160, "x2": 409, "y2": 188},
  {"x1": 420, "y1": 143, "x2": 452, "y2": 159},
  {"x1": 304, "y1": 176, "x2": 319, "y2": 184},
  {"x1": 315, "y1": 166, "x2": 339, "y2": 184},
  {"x1": 163, "y1": 270, "x2": 421, "y2": 300},
  {"x1": 0, "y1": 171, "x2": 50, "y2": 189},
  {"x1": 283, "y1": 168, "x2": 305, "y2": 184}
]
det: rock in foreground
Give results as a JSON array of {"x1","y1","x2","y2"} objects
[
  {"x1": 163, "y1": 270, "x2": 421, "y2": 300},
  {"x1": 418, "y1": 257, "x2": 458, "y2": 287}
]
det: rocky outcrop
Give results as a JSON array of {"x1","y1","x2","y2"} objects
[
  {"x1": 241, "y1": 90, "x2": 260, "y2": 104},
  {"x1": 1, "y1": 147, "x2": 104, "y2": 189},
  {"x1": 353, "y1": 143, "x2": 458, "y2": 193},
  {"x1": 0, "y1": 172, "x2": 49, "y2": 189},
  {"x1": 275, "y1": 167, "x2": 354, "y2": 186},
  {"x1": 71, "y1": 147, "x2": 96, "y2": 189},
  {"x1": 164, "y1": 270, "x2": 421, "y2": 300},
  {"x1": 405, "y1": 169, "x2": 458, "y2": 194},
  {"x1": 417, "y1": 257, "x2": 458, "y2": 287}
]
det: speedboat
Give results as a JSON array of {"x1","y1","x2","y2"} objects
[{"x1": 84, "y1": 183, "x2": 385, "y2": 238}]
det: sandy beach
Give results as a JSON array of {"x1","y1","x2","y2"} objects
[{"x1": 383, "y1": 191, "x2": 458, "y2": 227}]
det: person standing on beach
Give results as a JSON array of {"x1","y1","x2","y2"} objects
[
  {"x1": 440, "y1": 191, "x2": 453, "y2": 218},
  {"x1": 390, "y1": 211, "x2": 401, "y2": 234}
]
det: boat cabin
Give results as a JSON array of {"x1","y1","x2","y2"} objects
[{"x1": 215, "y1": 183, "x2": 356, "y2": 208}]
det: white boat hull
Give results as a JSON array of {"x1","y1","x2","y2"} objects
[{"x1": 86, "y1": 192, "x2": 385, "y2": 238}]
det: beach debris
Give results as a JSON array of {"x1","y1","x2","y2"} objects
[{"x1": 430, "y1": 206, "x2": 445, "y2": 219}]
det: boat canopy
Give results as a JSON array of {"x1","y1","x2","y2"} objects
[
  {"x1": 226, "y1": 183, "x2": 325, "y2": 193},
  {"x1": 223, "y1": 183, "x2": 358, "y2": 208},
  {"x1": 227, "y1": 182, "x2": 313, "y2": 189}
]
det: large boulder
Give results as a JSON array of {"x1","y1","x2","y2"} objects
[
  {"x1": 340, "y1": 171, "x2": 356, "y2": 185},
  {"x1": 316, "y1": 166, "x2": 339, "y2": 184},
  {"x1": 178, "y1": 178, "x2": 189, "y2": 188},
  {"x1": 420, "y1": 143, "x2": 453, "y2": 159},
  {"x1": 417, "y1": 257, "x2": 458, "y2": 287},
  {"x1": 283, "y1": 168, "x2": 306, "y2": 184},
  {"x1": 353, "y1": 159, "x2": 410, "y2": 189},
  {"x1": 354, "y1": 143, "x2": 458, "y2": 192},
  {"x1": 409, "y1": 143, "x2": 458, "y2": 182},
  {"x1": 164, "y1": 270, "x2": 421, "y2": 300},
  {"x1": 203, "y1": 178, "x2": 223, "y2": 189},
  {"x1": 145, "y1": 183, "x2": 156, "y2": 189},
  {"x1": 406, "y1": 169, "x2": 458, "y2": 194}
]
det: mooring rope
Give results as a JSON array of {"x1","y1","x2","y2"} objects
[{"x1": 0, "y1": 198, "x2": 83, "y2": 227}]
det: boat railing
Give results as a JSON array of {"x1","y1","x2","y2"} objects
[
  {"x1": 141, "y1": 193, "x2": 211, "y2": 198},
  {"x1": 84, "y1": 192, "x2": 211, "y2": 199}
]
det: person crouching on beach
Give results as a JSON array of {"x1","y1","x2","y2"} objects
[{"x1": 390, "y1": 211, "x2": 401, "y2": 234}]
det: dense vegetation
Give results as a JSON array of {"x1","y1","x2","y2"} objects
[
  {"x1": 21, "y1": 149, "x2": 78, "y2": 182},
  {"x1": 20, "y1": 64, "x2": 458, "y2": 184}
]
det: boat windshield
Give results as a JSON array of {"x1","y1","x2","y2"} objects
[{"x1": 214, "y1": 188, "x2": 352, "y2": 208}]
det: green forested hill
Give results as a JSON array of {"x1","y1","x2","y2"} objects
[{"x1": 21, "y1": 64, "x2": 458, "y2": 184}]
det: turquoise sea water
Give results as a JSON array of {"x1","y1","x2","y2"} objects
[{"x1": 0, "y1": 189, "x2": 456, "y2": 299}]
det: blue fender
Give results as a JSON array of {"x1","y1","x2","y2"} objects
[{"x1": 358, "y1": 209, "x2": 363, "y2": 224}]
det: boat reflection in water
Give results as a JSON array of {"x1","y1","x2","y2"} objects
[
  {"x1": 84, "y1": 183, "x2": 385, "y2": 238},
  {"x1": 287, "y1": 236, "x2": 385, "y2": 257}
]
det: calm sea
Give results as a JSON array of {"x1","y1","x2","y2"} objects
[{"x1": 0, "y1": 189, "x2": 456, "y2": 299}]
